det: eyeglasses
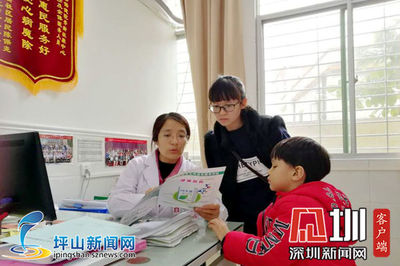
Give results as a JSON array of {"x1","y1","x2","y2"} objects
[{"x1": 209, "y1": 102, "x2": 240, "y2": 113}]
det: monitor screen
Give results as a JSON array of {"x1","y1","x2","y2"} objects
[{"x1": 0, "y1": 132, "x2": 57, "y2": 221}]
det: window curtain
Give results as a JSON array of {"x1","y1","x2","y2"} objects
[{"x1": 181, "y1": 0, "x2": 246, "y2": 166}]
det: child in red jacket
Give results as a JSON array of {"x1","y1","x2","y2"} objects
[{"x1": 209, "y1": 136, "x2": 356, "y2": 265}]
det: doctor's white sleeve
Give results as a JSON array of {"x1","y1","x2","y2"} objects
[{"x1": 107, "y1": 160, "x2": 145, "y2": 218}]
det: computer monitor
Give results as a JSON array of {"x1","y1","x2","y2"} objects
[{"x1": 0, "y1": 132, "x2": 57, "y2": 221}]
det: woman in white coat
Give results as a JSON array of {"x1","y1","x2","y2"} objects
[{"x1": 108, "y1": 112, "x2": 227, "y2": 221}]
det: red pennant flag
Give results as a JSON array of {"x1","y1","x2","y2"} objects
[{"x1": 0, "y1": 0, "x2": 83, "y2": 94}]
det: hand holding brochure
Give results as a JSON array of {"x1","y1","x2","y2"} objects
[
  {"x1": 120, "y1": 187, "x2": 160, "y2": 225},
  {"x1": 158, "y1": 167, "x2": 225, "y2": 208},
  {"x1": 120, "y1": 167, "x2": 225, "y2": 226}
]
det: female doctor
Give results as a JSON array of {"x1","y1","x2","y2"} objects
[{"x1": 108, "y1": 112, "x2": 227, "y2": 221}]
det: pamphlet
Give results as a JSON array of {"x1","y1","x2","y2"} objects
[
  {"x1": 120, "y1": 167, "x2": 225, "y2": 226},
  {"x1": 158, "y1": 167, "x2": 225, "y2": 208}
]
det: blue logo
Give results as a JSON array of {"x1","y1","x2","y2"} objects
[{"x1": 2, "y1": 211, "x2": 52, "y2": 260}]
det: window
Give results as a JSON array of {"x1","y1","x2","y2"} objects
[
  {"x1": 259, "y1": 0, "x2": 400, "y2": 154},
  {"x1": 353, "y1": 2, "x2": 400, "y2": 153},
  {"x1": 155, "y1": 0, "x2": 200, "y2": 162},
  {"x1": 162, "y1": 0, "x2": 183, "y2": 20},
  {"x1": 259, "y1": 0, "x2": 334, "y2": 16},
  {"x1": 176, "y1": 38, "x2": 200, "y2": 163}
]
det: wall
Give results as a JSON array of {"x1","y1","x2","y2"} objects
[
  {"x1": 242, "y1": 0, "x2": 400, "y2": 265},
  {"x1": 326, "y1": 159, "x2": 400, "y2": 266},
  {"x1": 0, "y1": 0, "x2": 178, "y2": 202}
]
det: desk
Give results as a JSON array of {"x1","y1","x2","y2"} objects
[
  {"x1": 59, "y1": 211, "x2": 242, "y2": 266},
  {"x1": 1, "y1": 211, "x2": 242, "y2": 266}
]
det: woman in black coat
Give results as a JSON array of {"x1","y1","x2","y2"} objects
[{"x1": 204, "y1": 75, "x2": 289, "y2": 234}]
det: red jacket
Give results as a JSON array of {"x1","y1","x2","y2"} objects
[{"x1": 222, "y1": 181, "x2": 357, "y2": 265}]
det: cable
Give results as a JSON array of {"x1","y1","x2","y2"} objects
[{"x1": 82, "y1": 170, "x2": 91, "y2": 199}]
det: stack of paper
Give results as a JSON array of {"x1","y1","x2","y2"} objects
[
  {"x1": 120, "y1": 187, "x2": 160, "y2": 226},
  {"x1": 119, "y1": 167, "x2": 226, "y2": 247},
  {"x1": 59, "y1": 199, "x2": 109, "y2": 213},
  {"x1": 130, "y1": 212, "x2": 198, "y2": 247}
]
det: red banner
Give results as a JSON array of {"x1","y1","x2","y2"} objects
[
  {"x1": 373, "y1": 208, "x2": 390, "y2": 257},
  {"x1": 0, "y1": 0, "x2": 83, "y2": 94}
]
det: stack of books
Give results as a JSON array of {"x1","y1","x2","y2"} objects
[{"x1": 131, "y1": 212, "x2": 199, "y2": 247}]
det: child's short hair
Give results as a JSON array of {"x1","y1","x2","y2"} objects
[{"x1": 270, "y1": 136, "x2": 330, "y2": 182}]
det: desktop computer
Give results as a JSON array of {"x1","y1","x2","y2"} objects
[{"x1": 0, "y1": 132, "x2": 57, "y2": 221}]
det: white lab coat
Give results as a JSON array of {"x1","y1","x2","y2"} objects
[{"x1": 108, "y1": 151, "x2": 228, "y2": 220}]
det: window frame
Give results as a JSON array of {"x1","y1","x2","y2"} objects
[
  {"x1": 256, "y1": 0, "x2": 400, "y2": 158},
  {"x1": 175, "y1": 32, "x2": 202, "y2": 164}
]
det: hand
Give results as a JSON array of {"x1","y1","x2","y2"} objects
[
  {"x1": 145, "y1": 187, "x2": 156, "y2": 195},
  {"x1": 208, "y1": 218, "x2": 230, "y2": 241},
  {"x1": 194, "y1": 204, "x2": 220, "y2": 221}
]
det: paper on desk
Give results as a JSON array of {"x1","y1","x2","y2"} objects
[
  {"x1": 130, "y1": 211, "x2": 193, "y2": 239},
  {"x1": 158, "y1": 167, "x2": 225, "y2": 208},
  {"x1": 128, "y1": 211, "x2": 199, "y2": 247},
  {"x1": 147, "y1": 222, "x2": 198, "y2": 243},
  {"x1": 150, "y1": 214, "x2": 193, "y2": 237},
  {"x1": 146, "y1": 223, "x2": 198, "y2": 247},
  {"x1": 120, "y1": 187, "x2": 160, "y2": 225}
]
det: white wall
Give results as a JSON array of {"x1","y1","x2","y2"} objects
[
  {"x1": 0, "y1": 0, "x2": 177, "y2": 133},
  {"x1": 242, "y1": 0, "x2": 400, "y2": 265},
  {"x1": 326, "y1": 159, "x2": 400, "y2": 266},
  {"x1": 0, "y1": 0, "x2": 177, "y2": 202}
]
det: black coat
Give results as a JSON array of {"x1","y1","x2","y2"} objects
[{"x1": 204, "y1": 107, "x2": 289, "y2": 233}]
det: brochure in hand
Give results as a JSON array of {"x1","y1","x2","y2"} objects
[
  {"x1": 158, "y1": 166, "x2": 225, "y2": 209},
  {"x1": 120, "y1": 167, "x2": 226, "y2": 226}
]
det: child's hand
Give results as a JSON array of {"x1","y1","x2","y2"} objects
[
  {"x1": 208, "y1": 218, "x2": 230, "y2": 241},
  {"x1": 194, "y1": 204, "x2": 220, "y2": 221}
]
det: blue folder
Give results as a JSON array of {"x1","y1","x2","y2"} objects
[{"x1": 58, "y1": 206, "x2": 109, "y2": 213}]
